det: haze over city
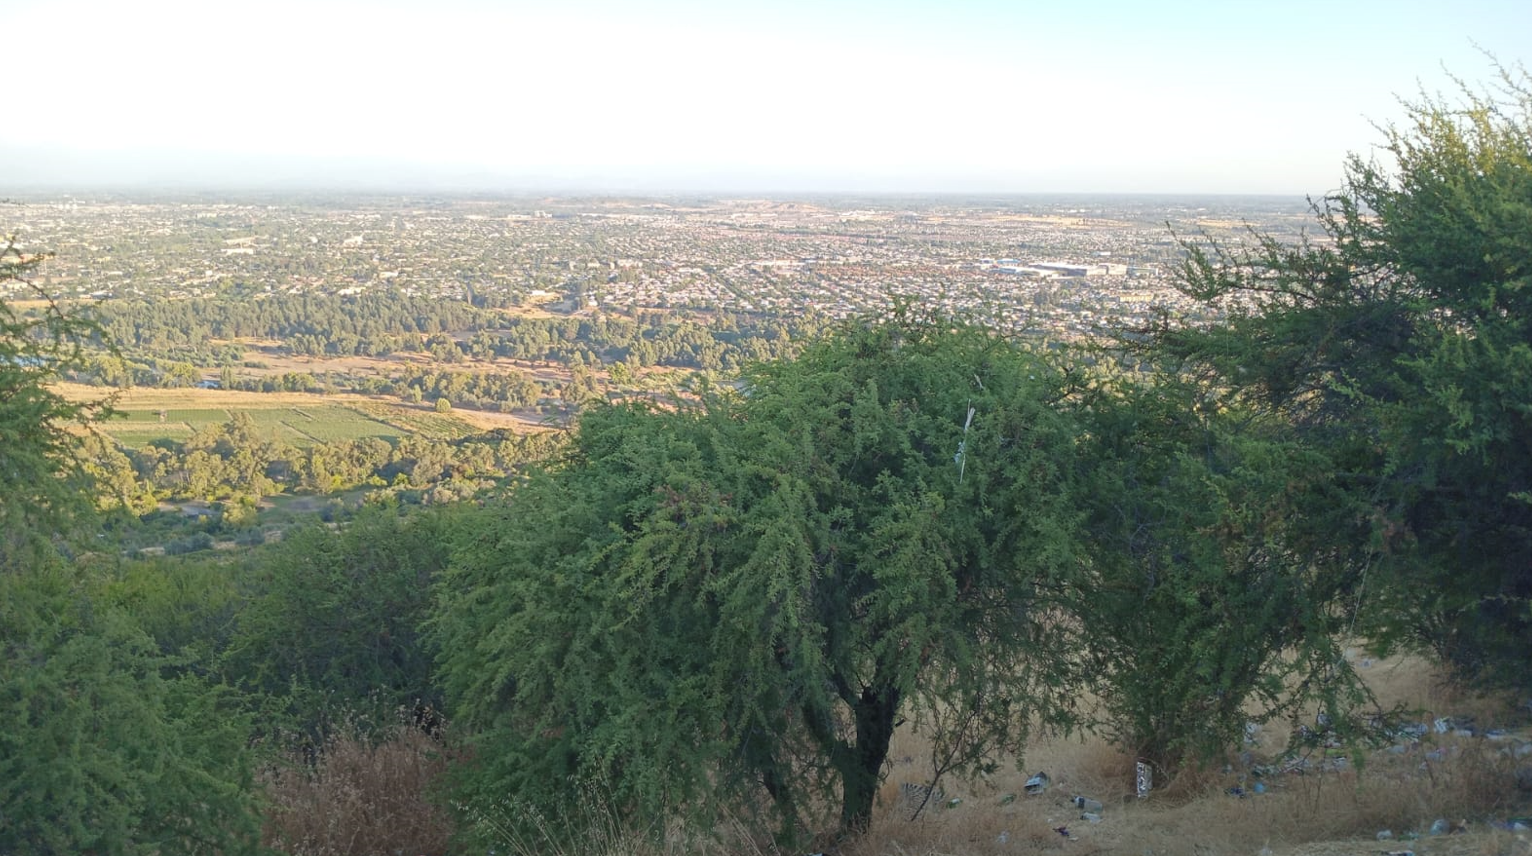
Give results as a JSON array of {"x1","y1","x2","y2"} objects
[{"x1": 5, "y1": 0, "x2": 1530, "y2": 194}]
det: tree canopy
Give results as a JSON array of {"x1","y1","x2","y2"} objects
[
  {"x1": 434, "y1": 319, "x2": 1083, "y2": 841},
  {"x1": 1141, "y1": 61, "x2": 1532, "y2": 691},
  {"x1": 0, "y1": 239, "x2": 111, "y2": 562},
  {"x1": 2, "y1": 238, "x2": 263, "y2": 854}
]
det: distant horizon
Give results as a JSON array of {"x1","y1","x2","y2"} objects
[
  {"x1": 3, "y1": 145, "x2": 1333, "y2": 199},
  {"x1": 8, "y1": 0, "x2": 1527, "y2": 199}
]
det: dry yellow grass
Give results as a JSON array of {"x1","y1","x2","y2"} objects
[
  {"x1": 854, "y1": 656, "x2": 1532, "y2": 856},
  {"x1": 259, "y1": 656, "x2": 1529, "y2": 856}
]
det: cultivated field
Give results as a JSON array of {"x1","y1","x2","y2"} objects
[{"x1": 52, "y1": 383, "x2": 531, "y2": 446}]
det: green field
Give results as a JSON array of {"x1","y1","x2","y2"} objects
[
  {"x1": 100, "y1": 403, "x2": 413, "y2": 448},
  {"x1": 348, "y1": 400, "x2": 477, "y2": 441}
]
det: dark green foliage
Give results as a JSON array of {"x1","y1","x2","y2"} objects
[
  {"x1": 99, "y1": 554, "x2": 244, "y2": 664},
  {"x1": 1140, "y1": 62, "x2": 1532, "y2": 692},
  {"x1": 225, "y1": 505, "x2": 454, "y2": 734},
  {"x1": 1071, "y1": 377, "x2": 1368, "y2": 772},
  {"x1": 0, "y1": 552, "x2": 262, "y2": 855},
  {"x1": 434, "y1": 319, "x2": 1082, "y2": 841},
  {"x1": 0, "y1": 239, "x2": 111, "y2": 563},
  {"x1": 2, "y1": 241, "x2": 262, "y2": 853}
]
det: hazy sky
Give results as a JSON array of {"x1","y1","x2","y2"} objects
[{"x1": 5, "y1": 0, "x2": 1528, "y2": 194}]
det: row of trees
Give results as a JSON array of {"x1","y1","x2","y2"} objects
[
  {"x1": 84, "y1": 288, "x2": 826, "y2": 370},
  {"x1": 113, "y1": 413, "x2": 561, "y2": 505},
  {"x1": 434, "y1": 319, "x2": 1371, "y2": 840}
]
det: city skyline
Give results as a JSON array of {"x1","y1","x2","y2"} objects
[{"x1": 5, "y1": 0, "x2": 1528, "y2": 195}]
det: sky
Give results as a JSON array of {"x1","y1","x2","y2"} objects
[{"x1": 4, "y1": 0, "x2": 1528, "y2": 195}]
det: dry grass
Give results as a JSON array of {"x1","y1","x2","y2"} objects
[
  {"x1": 849, "y1": 730, "x2": 1529, "y2": 856},
  {"x1": 260, "y1": 724, "x2": 454, "y2": 856},
  {"x1": 844, "y1": 656, "x2": 1532, "y2": 856},
  {"x1": 256, "y1": 656, "x2": 1532, "y2": 856}
]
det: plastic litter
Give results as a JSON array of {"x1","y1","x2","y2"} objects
[
  {"x1": 1135, "y1": 761, "x2": 1153, "y2": 799},
  {"x1": 1073, "y1": 796, "x2": 1103, "y2": 813},
  {"x1": 1081, "y1": 811, "x2": 1102, "y2": 824},
  {"x1": 1376, "y1": 830, "x2": 1394, "y2": 840},
  {"x1": 1024, "y1": 772, "x2": 1050, "y2": 794}
]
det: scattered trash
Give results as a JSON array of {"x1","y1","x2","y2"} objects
[
  {"x1": 1226, "y1": 786, "x2": 1247, "y2": 798},
  {"x1": 1251, "y1": 782, "x2": 1267, "y2": 795},
  {"x1": 1244, "y1": 722, "x2": 1261, "y2": 744},
  {"x1": 996, "y1": 831, "x2": 1008, "y2": 845},
  {"x1": 1053, "y1": 825, "x2": 1071, "y2": 838},
  {"x1": 1428, "y1": 818, "x2": 1448, "y2": 835},
  {"x1": 899, "y1": 782, "x2": 944, "y2": 814},
  {"x1": 1380, "y1": 850, "x2": 1414, "y2": 856},
  {"x1": 1073, "y1": 796, "x2": 1103, "y2": 813},
  {"x1": 1433, "y1": 717, "x2": 1453, "y2": 734},
  {"x1": 945, "y1": 797, "x2": 963, "y2": 809},
  {"x1": 1024, "y1": 772, "x2": 1050, "y2": 794},
  {"x1": 1135, "y1": 761, "x2": 1153, "y2": 799},
  {"x1": 1376, "y1": 829, "x2": 1393, "y2": 840},
  {"x1": 1081, "y1": 811, "x2": 1102, "y2": 824}
]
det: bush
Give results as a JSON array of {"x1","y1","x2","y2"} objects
[
  {"x1": 0, "y1": 563, "x2": 262, "y2": 854},
  {"x1": 164, "y1": 531, "x2": 216, "y2": 555},
  {"x1": 224, "y1": 505, "x2": 455, "y2": 737}
]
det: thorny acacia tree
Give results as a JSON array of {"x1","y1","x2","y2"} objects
[
  {"x1": 1141, "y1": 61, "x2": 1532, "y2": 691},
  {"x1": 1, "y1": 234, "x2": 263, "y2": 854},
  {"x1": 1071, "y1": 375, "x2": 1369, "y2": 773},
  {"x1": 0, "y1": 236, "x2": 112, "y2": 561},
  {"x1": 434, "y1": 319, "x2": 1082, "y2": 840}
]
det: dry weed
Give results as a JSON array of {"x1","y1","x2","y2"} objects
[
  {"x1": 260, "y1": 723, "x2": 453, "y2": 856},
  {"x1": 847, "y1": 657, "x2": 1531, "y2": 856}
]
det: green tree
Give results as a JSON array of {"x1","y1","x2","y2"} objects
[
  {"x1": 0, "y1": 563, "x2": 262, "y2": 855},
  {"x1": 434, "y1": 319, "x2": 1082, "y2": 842},
  {"x1": 1071, "y1": 376, "x2": 1368, "y2": 773},
  {"x1": 1141, "y1": 61, "x2": 1532, "y2": 691},
  {"x1": 225, "y1": 505, "x2": 454, "y2": 735},
  {"x1": 1, "y1": 238, "x2": 261, "y2": 853},
  {"x1": 1, "y1": 238, "x2": 111, "y2": 562}
]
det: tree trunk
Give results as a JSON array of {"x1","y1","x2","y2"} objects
[{"x1": 839, "y1": 683, "x2": 900, "y2": 833}]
